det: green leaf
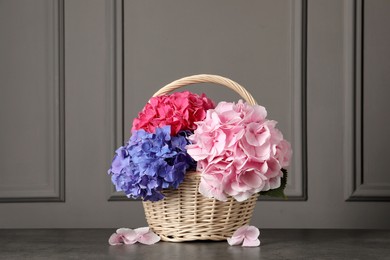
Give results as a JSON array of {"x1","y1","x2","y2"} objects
[{"x1": 259, "y1": 169, "x2": 288, "y2": 199}]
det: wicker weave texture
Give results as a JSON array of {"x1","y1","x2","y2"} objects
[{"x1": 143, "y1": 172, "x2": 258, "y2": 242}]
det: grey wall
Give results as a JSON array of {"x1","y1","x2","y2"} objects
[{"x1": 0, "y1": 0, "x2": 389, "y2": 229}]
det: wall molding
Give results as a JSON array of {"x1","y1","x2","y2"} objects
[
  {"x1": 108, "y1": 0, "x2": 308, "y2": 201},
  {"x1": 344, "y1": 0, "x2": 390, "y2": 201},
  {"x1": 107, "y1": 0, "x2": 126, "y2": 201},
  {"x1": 276, "y1": 0, "x2": 307, "y2": 201},
  {"x1": 0, "y1": 0, "x2": 65, "y2": 203}
]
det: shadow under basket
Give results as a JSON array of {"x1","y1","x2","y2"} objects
[{"x1": 142, "y1": 172, "x2": 258, "y2": 242}]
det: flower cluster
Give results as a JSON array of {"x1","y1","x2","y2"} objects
[
  {"x1": 186, "y1": 100, "x2": 292, "y2": 202},
  {"x1": 132, "y1": 91, "x2": 215, "y2": 136},
  {"x1": 108, "y1": 126, "x2": 196, "y2": 201}
]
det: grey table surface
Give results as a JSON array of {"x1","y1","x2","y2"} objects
[{"x1": 0, "y1": 229, "x2": 389, "y2": 260}]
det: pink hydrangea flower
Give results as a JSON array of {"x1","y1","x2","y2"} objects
[
  {"x1": 108, "y1": 227, "x2": 160, "y2": 245},
  {"x1": 187, "y1": 100, "x2": 292, "y2": 201},
  {"x1": 227, "y1": 225, "x2": 260, "y2": 247},
  {"x1": 132, "y1": 91, "x2": 215, "y2": 136}
]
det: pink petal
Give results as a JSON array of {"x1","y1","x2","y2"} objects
[
  {"x1": 116, "y1": 228, "x2": 138, "y2": 244},
  {"x1": 199, "y1": 179, "x2": 215, "y2": 198},
  {"x1": 245, "y1": 123, "x2": 270, "y2": 146},
  {"x1": 108, "y1": 233, "x2": 123, "y2": 245},
  {"x1": 228, "y1": 226, "x2": 249, "y2": 246},
  {"x1": 228, "y1": 225, "x2": 261, "y2": 247},
  {"x1": 134, "y1": 227, "x2": 150, "y2": 236},
  {"x1": 268, "y1": 176, "x2": 282, "y2": 190},
  {"x1": 214, "y1": 131, "x2": 227, "y2": 155},
  {"x1": 231, "y1": 180, "x2": 250, "y2": 193},
  {"x1": 242, "y1": 238, "x2": 260, "y2": 247},
  {"x1": 199, "y1": 178, "x2": 228, "y2": 201},
  {"x1": 245, "y1": 134, "x2": 257, "y2": 147},
  {"x1": 244, "y1": 226, "x2": 260, "y2": 240},
  {"x1": 186, "y1": 144, "x2": 209, "y2": 161},
  {"x1": 215, "y1": 101, "x2": 234, "y2": 114},
  {"x1": 227, "y1": 235, "x2": 244, "y2": 246},
  {"x1": 241, "y1": 171, "x2": 264, "y2": 189},
  {"x1": 233, "y1": 191, "x2": 253, "y2": 202},
  {"x1": 231, "y1": 225, "x2": 250, "y2": 237},
  {"x1": 212, "y1": 188, "x2": 228, "y2": 202},
  {"x1": 116, "y1": 228, "x2": 133, "y2": 235},
  {"x1": 253, "y1": 144, "x2": 271, "y2": 160},
  {"x1": 250, "y1": 104, "x2": 267, "y2": 122},
  {"x1": 138, "y1": 230, "x2": 161, "y2": 245}
]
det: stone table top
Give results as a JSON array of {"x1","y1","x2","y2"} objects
[{"x1": 0, "y1": 229, "x2": 389, "y2": 260}]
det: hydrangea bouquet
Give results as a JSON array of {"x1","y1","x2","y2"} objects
[{"x1": 108, "y1": 90, "x2": 291, "y2": 202}]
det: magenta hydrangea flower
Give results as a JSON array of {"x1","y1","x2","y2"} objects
[{"x1": 132, "y1": 91, "x2": 215, "y2": 136}]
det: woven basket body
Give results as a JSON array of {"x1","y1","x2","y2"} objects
[
  {"x1": 142, "y1": 74, "x2": 259, "y2": 242},
  {"x1": 143, "y1": 172, "x2": 258, "y2": 242}
]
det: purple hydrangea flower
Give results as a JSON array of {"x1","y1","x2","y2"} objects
[{"x1": 108, "y1": 126, "x2": 196, "y2": 201}]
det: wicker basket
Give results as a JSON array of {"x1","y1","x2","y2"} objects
[{"x1": 142, "y1": 74, "x2": 259, "y2": 242}]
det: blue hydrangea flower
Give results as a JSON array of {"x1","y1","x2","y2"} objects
[{"x1": 108, "y1": 126, "x2": 196, "y2": 201}]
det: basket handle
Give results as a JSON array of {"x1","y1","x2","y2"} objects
[{"x1": 152, "y1": 74, "x2": 257, "y2": 105}]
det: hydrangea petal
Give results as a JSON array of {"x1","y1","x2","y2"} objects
[
  {"x1": 118, "y1": 229, "x2": 138, "y2": 245},
  {"x1": 137, "y1": 230, "x2": 161, "y2": 245},
  {"x1": 244, "y1": 226, "x2": 260, "y2": 240},
  {"x1": 109, "y1": 227, "x2": 161, "y2": 246},
  {"x1": 228, "y1": 225, "x2": 261, "y2": 247},
  {"x1": 108, "y1": 233, "x2": 123, "y2": 245},
  {"x1": 242, "y1": 238, "x2": 260, "y2": 247},
  {"x1": 232, "y1": 193, "x2": 249, "y2": 202},
  {"x1": 134, "y1": 227, "x2": 150, "y2": 236},
  {"x1": 116, "y1": 228, "x2": 133, "y2": 235},
  {"x1": 199, "y1": 175, "x2": 228, "y2": 201},
  {"x1": 231, "y1": 225, "x2": 250, "y2": 237},
  {"x1": 241, "y1": 171, "x2": 264, "y2": 189},
  {"x1": 227, "y1": 235, "x2": 244, "y2": 246},
  {"x1": 199, "y1": 179, "x2": 216, "y2": 198}
]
